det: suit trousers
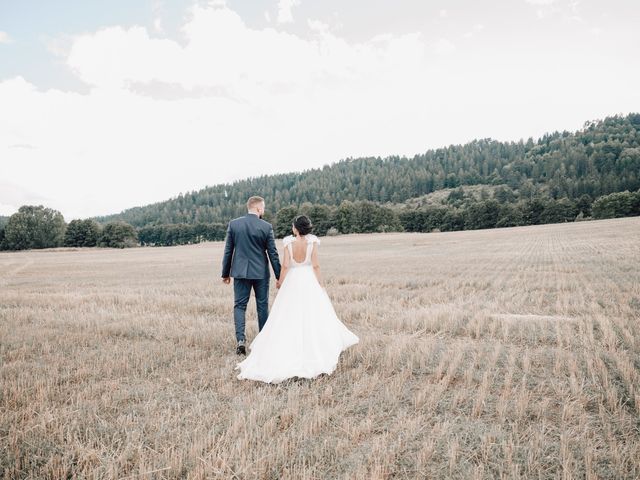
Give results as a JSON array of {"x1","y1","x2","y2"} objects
[{"x1": 233, "y1": 277, "x2": 270, "y2": 342}]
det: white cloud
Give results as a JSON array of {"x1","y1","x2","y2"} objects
[
  {"x1": 439, "y1": 9, "x2": 448, "y2": 18},
  {"x1": 0, "y1": 31, "x2": 12, "y2": 44},
  {"x1": 307, "y1": 19, "x2": 329, "y2": 33},
  {"x1": 569, "y1": 1, "x2": 581, "y2": 12},
  {"x1": 277, "y1": 0, "x2": 300, "y2": 24},
  {"x1": 433, "y1": 38, "x2": 455, "y2": 55},
  {"x1": 525, "y1": 0, "x2": 558, "y2": 18},
  {"x1": 45, "y1": 34, "x2": 74, "y2": 57},
  {"x1": 153, "y1": 17, "x2": 164, "y2": 33},
  {"x1": 152, "y1": 0, "x2": 164, "y2": 33},
  {"x1": 463, "y1": 24, "x2": 485, "y2": 38},
  {"x1": 0, "y1": 6, "x2": 440, "y2": 218},
  {"x1": 63, "y1": 5, "x2": 428, "y2": 94}
]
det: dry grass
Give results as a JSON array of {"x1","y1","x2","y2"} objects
[{"x1": 1, "y1": 217, "x2": 639, "y2": 479}]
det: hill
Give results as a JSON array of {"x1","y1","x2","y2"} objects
[{"x1": 95, "y1": 113, "x2": 640, "y2": 228}]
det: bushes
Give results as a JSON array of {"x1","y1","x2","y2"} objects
[
  {"x1": 271, "y1": 191, "x2": 640, "y2": 239},
  {"x1": 2, "y1": 205, "x2": 66, "y2": 250},
  {"x1": 464, "y1": 200, "x2": 501, "y2": 230},
  {"x1": 274, "y1": 206, "x2": 299, "y2": 238},
  {"x1": 276, "y1": 201, "x2": 399, "y2": 237},
  {"x1": 98, "y1": 221, "x2": 138, "y2": 248},
  {"x1": 0, "y1": 213, "x2": 228, "y2": 250},
  {"x1": 138, "y1": 222, "x2": 226, "y2": 246},
  {"x1": 64, "y1": 219, "x2": 102, "y2": 247},
  {"x1": 399, "y1": 206, "x2": 448, "y2": 233},
  {"x1": 592, "y1": 190, "x2": 640, "y2": 219},
  {"x1": 0, "y1": 206, "x2": 141, "y2": 251}
]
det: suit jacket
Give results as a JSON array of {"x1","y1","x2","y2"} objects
[{"x1": 221, "y1": 213, "x2": 281, "y2": 280}]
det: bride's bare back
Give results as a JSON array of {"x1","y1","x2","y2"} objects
[
  {"x1": 279, "y1": 234, "x2": 323, "y2": 287},
  {"x1": 290, "y1": 237, "x2": 310, "y2": 263}
]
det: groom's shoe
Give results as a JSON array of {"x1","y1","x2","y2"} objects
[{"x1": 236, "y1": 340, "x2": 246, "y2": 355}]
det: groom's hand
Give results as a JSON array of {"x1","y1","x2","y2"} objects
[{"x1": 222, "y1": 277, "x2": 231, "y2": 284}]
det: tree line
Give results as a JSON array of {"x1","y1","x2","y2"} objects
[
  {"x1": 0, "y1": 208, "x2": 139, "y2": 250},
  {"x1": 95, "y1": 113, "x2": 640, "y2": 228},
  {"x1": 1, "y1": 189, "x2": 638, "y2": 251},
  {"x1": 138, "y1": 223, "x2": 226, "y2": 246},
  {"x1": 0, "y1": 206, "x2": 226, "y2": 250},
  {"x1": 275, "y1": 190, "x2": 640, "y2": 236}
]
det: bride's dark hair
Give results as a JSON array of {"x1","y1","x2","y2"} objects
[{"x1": 293, "y1": 215, "x2": 313, "y2": 235}]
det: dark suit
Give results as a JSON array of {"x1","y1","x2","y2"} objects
[{"x1": 221, "y1": 213, "x2": 281, "y2": 342}]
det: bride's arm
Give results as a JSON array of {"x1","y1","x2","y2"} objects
[
  {"x1": 277, "y1": 246, "x2": 289, "y2": 288},
  {"x1": 311, "y1": 243, "x2": 324, "y2": 287}
]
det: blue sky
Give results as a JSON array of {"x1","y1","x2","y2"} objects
[
  {"x1": 1, "y1": 1, "x2": 176, "y2": 90},
  {"x1": 1, "y1": 0, "x2": 639, "y2": 219}
]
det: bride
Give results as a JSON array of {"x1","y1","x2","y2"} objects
[{"x1": 235, "y1": 215, "x2": 359, "y2": 384}]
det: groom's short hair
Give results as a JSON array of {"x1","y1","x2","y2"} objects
[{"x1": 247, "y1": 196, "x2": 265, "y2": 210}]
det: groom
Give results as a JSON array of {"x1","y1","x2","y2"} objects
[{"x1": 221, "y1": 196, "x2": 281, "y2": 355}]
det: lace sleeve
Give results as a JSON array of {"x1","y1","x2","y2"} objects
[
  {"x1": 282, "y1": 235, "x2": 295, "y2": 247},
  {"x1": 307, "y1": 234, "x2": 321, "y2": 245}
]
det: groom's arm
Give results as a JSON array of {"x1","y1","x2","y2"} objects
[
  {"x1": 266, "y1": 225, "x2": 281, "y2": 280},
  {"x1": 221, "y1": 222, "x2": 234, "y2": 279}
]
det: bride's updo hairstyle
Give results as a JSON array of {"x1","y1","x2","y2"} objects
[{"x1": 293, "y1": 215, "x2": 313, "y2": 235}]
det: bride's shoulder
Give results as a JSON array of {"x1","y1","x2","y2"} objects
[
  {"x1": 306, "y1": 234, "x2": 321, "y2": 245},
  {"x1": 282, "y1": 235, "x2": 295, "y2": 246}
]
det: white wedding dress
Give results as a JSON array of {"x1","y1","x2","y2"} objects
[{"x1": 235, "y1": 234, "x2": 359, "y2": 384}]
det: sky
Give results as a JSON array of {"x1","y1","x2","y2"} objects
[{"x1": 1, "y1": 0, "x2": 639, "y2": 220}]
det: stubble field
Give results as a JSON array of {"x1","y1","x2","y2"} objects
[{"x1": 1, "y1": 217, "x2": 639, "y2": 479}]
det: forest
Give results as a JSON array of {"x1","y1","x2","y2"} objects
[
  {"x1": 95, "y1": 113, "x2": 640, "y2": 228},
  {"x1": 1, "y1": 113, "x2": 639, "y2": 250}
]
